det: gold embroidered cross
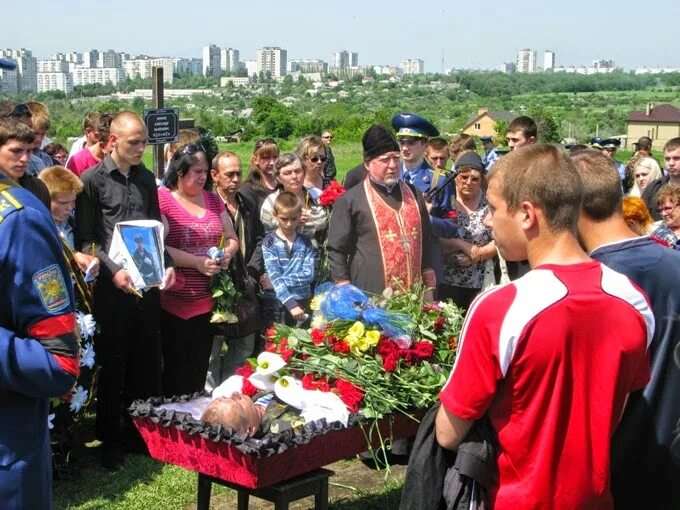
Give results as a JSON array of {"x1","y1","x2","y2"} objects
[
  {"x1": 410, "y1": 227, "x2": 419, "y2": 239},
  {"x1": 384, "y1": 229, "x2": 397, "y2": 242}
]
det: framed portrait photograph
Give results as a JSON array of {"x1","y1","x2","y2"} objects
[{"x1": 108, "y1": 220, "x2": 166, "y2": 290}]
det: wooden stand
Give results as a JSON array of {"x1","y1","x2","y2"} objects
[{"x1": 196, "y1": 468, "x2": 334, "y2": 510}]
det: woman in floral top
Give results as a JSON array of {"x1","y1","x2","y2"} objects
[{"x1": 439, "y1": 152, "x2": 498, "y2": 309}]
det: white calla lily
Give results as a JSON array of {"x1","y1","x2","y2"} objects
[
  {"x1": 248, "y1": 371, "x2": 279, "y2": 391},
  {"x1": 274, "y1": 376, "x2": 307, "y2": 409},
  {"x1": 255, "y1": 351, "x2": 286, "y2": 375}
]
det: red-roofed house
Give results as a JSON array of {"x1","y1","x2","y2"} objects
[{"x1": 626, "y1": 103, "x2": 680, "y2": 149}]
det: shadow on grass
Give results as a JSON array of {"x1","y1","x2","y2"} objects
[{"x1": 53, "y1": 443, "x2": 165, "y2": 510}]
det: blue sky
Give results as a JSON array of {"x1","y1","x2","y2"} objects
[{"x1": 5, "y1": 0, "x2": 679, "y2": 69}]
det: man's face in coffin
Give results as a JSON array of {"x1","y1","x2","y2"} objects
[{"x1": 201, "y1": 393, "x2": 264, "y2": 436}]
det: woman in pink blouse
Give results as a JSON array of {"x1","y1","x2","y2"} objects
[{"x1": 159, "y1": 144, "x2": 239, "y2": 396}]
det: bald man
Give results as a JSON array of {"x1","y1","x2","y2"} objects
[{"x1": 75, "y1": 112, "x2": 175, "y2": 470}]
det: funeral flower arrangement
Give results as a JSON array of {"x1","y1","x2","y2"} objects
[{"x1": 232, "y1": 283, "x2": 463, "y2": 420}]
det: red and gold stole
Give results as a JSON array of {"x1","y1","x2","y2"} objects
[{"x1": 363, "y1": 179, "x2": 422, "y2": 290}]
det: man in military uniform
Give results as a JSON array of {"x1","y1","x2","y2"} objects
[
  {"x1": 131, "y1": 234, "x2": 160, "y2": 285},
  {"x1": 592, "y1": 137, "x2": 627, "y2": 188},
  {"x1": 480, "y1": 135, "x2": 499, "y2": 170},
  {"x1": 0, "y1": 117, "x2": 80, "y2": 509}
]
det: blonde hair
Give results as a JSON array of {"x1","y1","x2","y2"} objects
[
  {"x1": 628, "y1": 157, "x2": 663, "y2": 197},
  {"x1": 39, "y1": 166, "x2": 83, "y2": 197},
  {"x1": 27, "y1": 101, "x2": 50, "y2": 132}
]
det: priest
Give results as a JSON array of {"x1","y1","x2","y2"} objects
[{"x1": 327, "y1": 125, "x2": 435, "y2": 299}]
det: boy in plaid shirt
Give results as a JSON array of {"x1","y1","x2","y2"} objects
[{"x1": 262, "y1": 191, "x2": 317, "y2": 326}]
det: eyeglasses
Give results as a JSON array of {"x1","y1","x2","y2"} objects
[
  {"x1": 309, "y1": 155, "x2": 327, "y2": 163},
  {"x1": 657, "y1": 204, "x2": 679, "y2": 214},
  {"x1": 255, "y1": 137, "x2": 276, "y2": 150},
  {"x1": 10, "y1": 103, "x2": 31, "y2": 118}
]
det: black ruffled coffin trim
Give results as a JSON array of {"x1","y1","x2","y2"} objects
[{"x1": 128, "y1": 392, "x2": 362, "y2": 458}]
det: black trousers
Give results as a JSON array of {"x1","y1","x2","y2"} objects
[
  {"x1": 93, "y1": 280, "x2": 161, "y2": 447},
  {"x1": 160, "y1": 310, "x2": 214, "y2": 397}
]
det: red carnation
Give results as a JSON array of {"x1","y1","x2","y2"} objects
[
  {"x1": 265, "y1": 326, "x2": 277, "y2": 339},
  {"x1": 241, "y1": 379, "x2": 259, "y2": 397},
  {"x1": 310, "y1": 328, "x2": 325, "y2": 345},
  {"x1": 235, "y1": 364, "x2": 254, "y2": 378},
  {"x1": 264, "y1": 342, "x2": 277, "y2": 353},
  {"x1": 319, "y1": 180, "x2": 346, "y2": 207},
  {"x1": 413, "y1": 340, "x2": 434, "y2": 359},
  {"x1": 302, "y1": 374, "x2": 331, "y2": 392},
  {"x1": 446, "y1": 210, "x2": 458, "y2": 220},
  {"x1": 383, "y1": 352, "x2": 400, "y2": 372},
  {"x1": 433, "y1": 315, "x2": 446, "y2": 333},
  {"x1": 278, "y1": 338, "x2": 294, "y2": 362},
  {"x1": 334, "y1": 379, "x2": 364, "y2": 413},
  {"x1": 377, "y1": 338, "x2": 398, "y2": 357},
  {"x1": 331, "y1": 339, "x2": 350, "y2": 354}
]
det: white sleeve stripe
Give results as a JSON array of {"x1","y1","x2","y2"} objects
[
  {"x1": 599, "y1": 264, "x2": 655, "y2": 347},
  {"x1": 498, "y1": 270, "x2": 568, "y2": 376}
]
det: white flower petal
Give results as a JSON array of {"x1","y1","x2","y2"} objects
[
  {"x1": 274, "y1": 376, "x2": 307, "y2": 409},
  {"x1": 69, "y1": 386, "x2": 88, "y2": 413},
  {"x1": 80, "y1": 342, "x2": 96, "y2": 369},
  {"x1": 47, "y1": 413, "x2": 55, "y2": 430},
  {"x1": 212, "y1": 375, "x2": 244, "y2": 399},
  {"x1": 255, "y1": 352, "x2": 286, "y2": 375},
  {"x1": 248, "y1": 371, "x2": 278, "y2": 392}
]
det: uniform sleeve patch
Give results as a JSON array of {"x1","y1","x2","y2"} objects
[{"x1": 32, "y1": 264, "x2": 70, "y2": 314}]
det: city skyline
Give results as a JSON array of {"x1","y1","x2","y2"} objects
[{"x1": 4, "y1": 0, "x2": 679, "y2": 70}]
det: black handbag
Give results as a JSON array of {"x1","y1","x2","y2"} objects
[{"x1": 213, "y1": 251, "x2": 261, "y2": 339}]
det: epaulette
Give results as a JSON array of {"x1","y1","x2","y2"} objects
[{"x1": 0, "y1": 182, "x2": 24, "y2": 224}]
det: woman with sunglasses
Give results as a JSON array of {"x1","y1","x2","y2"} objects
[
  {"x1": 158, "y1": 144, "x2": 239, "y2": 397},
  {"x1": 297, "y1": 135, "x2": 332, "y2": 194},
  {"x1": 240, "y1": 138, "x2": 280, "y2": 215}
]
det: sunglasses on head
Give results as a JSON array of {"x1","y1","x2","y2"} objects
[
  {"x1": 255, "y1": 137, "x2": 276, "y2": 150},
  {"x1": 11, "y1": 103, "x2": 31, "y2": 118},
  {"x1": 309, "y1": 155, "x2": 327, "y2": 163},
  {"x1": 174, "y1": 144, "x2": 205, "y2": 158}
]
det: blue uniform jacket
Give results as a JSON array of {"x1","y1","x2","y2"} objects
[
  {"x1": 402, "y1": 160, "x2": 459, "y2": 285},
  {"x1": 0, "y1": 175, "x2": 79, "y2": 510}
]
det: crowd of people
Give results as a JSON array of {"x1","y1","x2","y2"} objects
[{"x1": 1, "y1": 87, "x2": 679, "y2": 510}]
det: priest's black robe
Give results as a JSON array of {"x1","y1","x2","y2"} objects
[{"x1": 327, "y1": 177, "x2": 433, "y2": 296}]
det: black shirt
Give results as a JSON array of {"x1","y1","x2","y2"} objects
[
  {"x1": 75, "y1": 155, "x2": 170, "y2": 280},
  {"x1": 18, "y1": 173, "x2": 50, "y2": 210}
]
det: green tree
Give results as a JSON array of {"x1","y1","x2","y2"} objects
[{"x1": 528, "y1": 107, "x2": 560, "y2": 143}]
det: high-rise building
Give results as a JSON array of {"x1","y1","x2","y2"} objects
[
  {"x1": 37, "y1": 72, "x2": 73, "y2": 93},
  {"x1": 256, "y1": 47, "x2": 287, "y2": 78},
  {"x1": 350, "y1": 52, "x2": 359, "y2": 67},
  {"x1": 0, "y1": 67, "x2": 18, "y2": 96},
  {"x1": 175, "y1": 58, "x2": 203, "y2": 76},
  {"x1": 399, "y1": 58, "x2": 424, "y2": 74},
  {"x1": 202, "y1": 44, "x2": 221, "y2": 78},
  {"x1": 1, "y1": 49, "x2": 37, "y2": 93},
  {"x1": 243, "y1": 60, "x2": 258, "y2": 78},
  {"x1": 500, "y1": 62, "x2": 517, "y2": 74},
  {"x1": 543, "y1": 50, "x2": 555, "y2": 71},
  {"x1": 123, "y1": 56, "x2": 174, "y2": 83},
  {"x1": 99, "y1": 49, "x2": 122, "y2": 69},
  {"x1": 82, "y1": 49, "x2": 99, "y2": 68},
  {"x1": 288, "y1": 59, "x2": 328, "y2": 74},
  {"x1": 73, "y1": 67, "x2": 125, "y2": 87},
  {"x1": 332, "y1": 51, "x2": 349, "y2": 69},
  {"x1": 516, "y1": 49, "x2": 537, "y2": 73},
  {"x1": 220, "y1": 48, "x2": 241, "y2": 73}
]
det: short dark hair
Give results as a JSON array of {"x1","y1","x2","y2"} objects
[
  {"x1": 0, "y1": 117, "x2": 35, "y2": 146},
  {"x1": 96, "y1": 113, "x2": 114, "y2": 144},
  {"x1": 571, "y1": 150, "x2": 623, "y2": 221},
  {"x1": 83, "y1": 111, "x2": 101, "y2": 132},
  {"x1": 636, "y1": 136, "x2": 653, "y2": 152},
  {"x1": 508, "y1": 116, "x2": 538, "y2": 139},
  {"x1": 488, "y1": 144, "x2": 583, "y2": 232},
  {"x1": 664, "y1": 137, "x2": 680, "y2": 153},
  {"x1": 427, "y1": 137, "x2": 449, "y2": 151}
]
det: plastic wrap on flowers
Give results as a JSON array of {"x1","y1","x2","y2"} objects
[{"x1": 319, "y1": 283, "x2": 411, "y2": 339}]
